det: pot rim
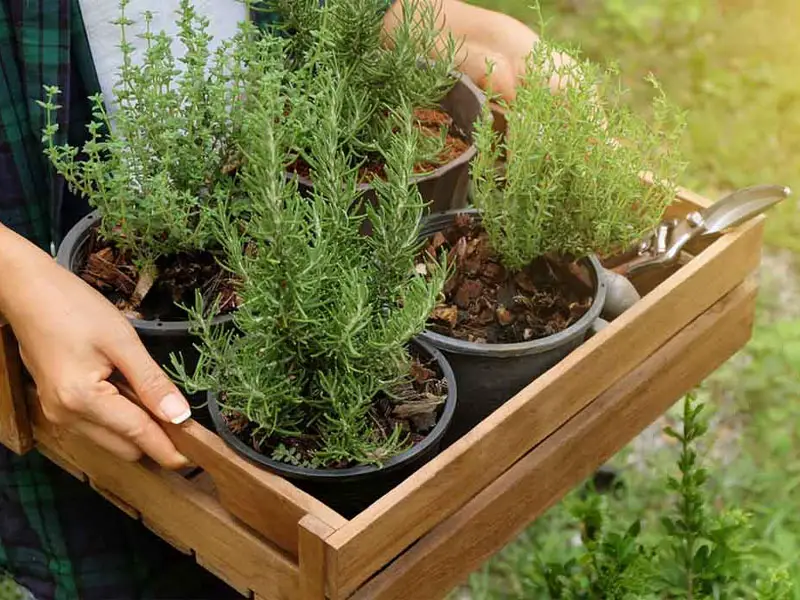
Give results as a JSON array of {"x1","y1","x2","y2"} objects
[
  {"x1": 287, "y1": 71, "x2": 485, "y2": 191},
  {"x1": 206, "y1": 337, "x2": 458, "y2": 482},
  {"x1": 416, "y1": 208, "x2": 608, "y2": 358},
  {"x1": 56, "y1": 210, "x2": 235, "y2": 334}
]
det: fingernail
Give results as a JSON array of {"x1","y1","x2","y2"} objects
[{"x1": 159, "y1": 393, "x2": 191, "y2": 424}]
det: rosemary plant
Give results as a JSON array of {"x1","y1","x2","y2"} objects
[
  {"x1": 39, "y1": 1, "x2": 284, "y2": 277},
  {"x1": 471, "y1": 39, "x2": 687, "y2": 269},
  {"x1": 257, "y1": 0, "x2": 460, "y2": 175},
  {"x1": 174, "y1": 79, "x2": 446, "y2": 467}
]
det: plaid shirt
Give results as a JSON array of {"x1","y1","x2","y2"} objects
[{"x1": 0, "y1": 2, "x2": 284, "y2": 599}]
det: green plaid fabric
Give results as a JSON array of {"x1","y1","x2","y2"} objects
[
  {"x1": 0, "y1": 0, "x2": 65, "y2": 249},
  {"x1": 0, "y1": 0, "x2": 110, "y2": 251},
  {"x1": 0, "y1": 450, "x2": 242, "y2": 600}
]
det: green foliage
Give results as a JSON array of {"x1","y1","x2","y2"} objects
[
  {"x1": 698, "y1": 302, "x2": 800, "y2": 596},
  {"x1": 656, "y1": 397, "x2": 751, "y2": 598},
  {"x1": 272, "y1": 443, "x2": 322, "y2": 469},
  {"x1": 463, "y1": 395, "x2": 795, "y2": 599},
  {"x1": 0, "y1": 575, "x2": 24, "y2": 600},
  {"x1": 258, "y1": 0, "x2": 459, "y2": 171},
  {"x1": 173, "y1": 80, "x2": 446, "y2": 467},
  {"x1": 541, "y1": 495, "x2": 653, "y2": 599},
  {"x1": 39, "y1": 1, "x2": 281, "y2": 269},
  {"x1": 471, "y1": 38, "x2": 687, "y2": 268},
  {"x1": 755, "y1": 569, "x2": 795, "y2": 600},
  {"x1": 589, "y1": 0, "x2": 705, "y2": 50}
]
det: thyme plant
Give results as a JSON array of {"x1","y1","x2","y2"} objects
[
  {"x1": 257, "y1": 0, "x2": 460, "y2": 173},
  {"x1": 39, "y1": 1, "x2": 282, "y2": 278},
  {"x1": 471, "y1": 40, "x2": 687, "y2": 269},
  {"x1": 175, "y1": 78, "x2": 446, "y2": 467}
]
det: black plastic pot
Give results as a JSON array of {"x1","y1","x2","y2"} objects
[
  {"x1": 291, "y1": 73, "x2": 485, "y2": 214},
  {"x1": 56, "y1": 211, "x2": 234, "y2": 423},
  {"x1": 206, "y1": 338, "x2": 457, "y2": 518},
  {"x1": 417, "y1": 209, "x2": 608, "y2": 446}
]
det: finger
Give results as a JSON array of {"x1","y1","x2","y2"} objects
[
  {"x1": 104, "y1": 333, "x2": 192, "y2": 425},
  {"x1": 68, "y1": 421, "x2": 143, "y2": 463},
  {"x1": 78, "y1": 387, "x2": 189, "y2": 470}
]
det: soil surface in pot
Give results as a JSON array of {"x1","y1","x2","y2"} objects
[
  {"x1": 419, "y1": 214, "x2": 594, "y2": 344},
  {"x1": 78, "y1": 227, "x2": 239, "y2": 321},
  {"x1": 286, "y1": 107, "x2": 470, "y2": 184},
  {"x1": 223, "y1": 353, "x2": 448, "y2": 470}
]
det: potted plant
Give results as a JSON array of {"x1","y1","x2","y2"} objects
[
  {"x1": 174, "y1": 86, "x2": 457, "y2": 516},
  {"x1": 261, "y1": 0, "x2": 485, "y2": 213},
  {"x1": 42, "y1": 2, "x2": 285, "y2": 375},
  {"x1": 417, "y1": 41, "x2": 687, "y2": 443}
]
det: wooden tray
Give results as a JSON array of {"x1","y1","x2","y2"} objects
[{"x1": 0, "y1": 187, "x2": 763, "y2": 599}]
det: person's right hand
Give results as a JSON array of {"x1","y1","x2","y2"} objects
[
  {"x1": 382, "y1": 0, "x2": 579, "y2": 103},
  {"x1": 0, "y1": 224, "x2": 190, "y2": 469}
]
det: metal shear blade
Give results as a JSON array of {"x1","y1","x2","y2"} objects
[{"x1": 621, "y1": 184, "x2": 792, "y2": 276}]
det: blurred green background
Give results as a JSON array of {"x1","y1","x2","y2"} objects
[{"x1": 458, "y1": 0, "x2": 800, "y2": 597}]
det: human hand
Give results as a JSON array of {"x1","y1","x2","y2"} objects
[
  {"x1": 382, "y1": 0, "x2": 596, "y2": 103},
  {"x1": 0, "y1": 225, "x2": 190, "y2": 469}
]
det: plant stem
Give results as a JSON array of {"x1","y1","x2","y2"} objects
[{"x1": 130, "y1": 263, "x2": 158, "y2": 308}]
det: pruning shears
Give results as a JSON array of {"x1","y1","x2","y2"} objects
[{"x1": 614, "y1": 184, "x2": 792, "y2": 277}]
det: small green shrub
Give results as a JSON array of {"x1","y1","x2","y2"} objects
[
  {"x1": 471, "y1": 38, "x2": 687, "y2": 269},
  {"x1": 39, "y1": 1, "x2": 284, "y2": 273},
  {"x1": 174, "y1": 80, "x2": 446, "y2": 467}
]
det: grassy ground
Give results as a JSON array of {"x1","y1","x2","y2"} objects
[{"x1": 458, "y1": 0, "x2": 800, "y2": 597}]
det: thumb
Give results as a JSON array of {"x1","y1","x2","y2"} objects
[{"x1": 107, "y1": 336, "x2": 192, "y2": 425}]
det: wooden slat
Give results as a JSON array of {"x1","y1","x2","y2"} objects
[
  {"x1": 299, "y1": 515, "x2": 335, "y2": 600},
  {"x1": 187, "y1": 470, "x2": 217, "y2": 495},
  {"x1": 30, "y1": 404, "x2": 301, "y2": 600},
  {"x1": 142, "y1": 516, "x2": 193, "y2": 555},
  {"x1": 327, "y1": 214, "x2": 763, "y2": 597},
  {"x1": 36, "y1": 443, "x2": 86, "y2": 481},
  {"x1": 194, "y1": 552, "x2": 254, "y2": 598},
  {"x1": 163, "y1": 420, "x2": 348, "y2": 556},
  {"x1": 0, "y1": 317, "x2": 32, "y2": 454},
  {"x1": 0, "y1": 314, "x2": 346, "y2": 557},
  {"x1": 90, "y1": 481, "x2": 140, "y2": 519},
  {"x1": 352, "y1": 280, "x2": 757, "y2": 600}
]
